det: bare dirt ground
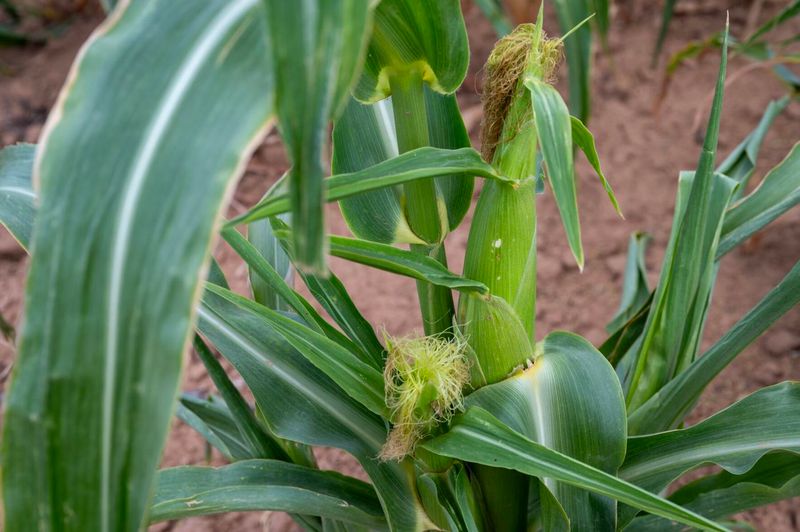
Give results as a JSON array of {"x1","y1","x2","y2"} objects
[{"x1": 1, "y1": 1, "x2": 799, "y2": 530}]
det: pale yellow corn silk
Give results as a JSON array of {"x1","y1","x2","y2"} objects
[
  {"x1": 481, "y1": 23, "x2": 563, "y2": 162},
  {"x1": 380, "y1": 332, "x2": 470, "y2": 460}
]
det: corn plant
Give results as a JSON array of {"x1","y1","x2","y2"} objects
[{"x1": 1, "y1": 1, "x2": 800, "y2": 531}]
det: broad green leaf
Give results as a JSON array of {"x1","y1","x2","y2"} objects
[
  {"x1": 264, "y1": 0, "x2": 373, "y2": 273},
  {"x1": 717, "y1": 142, "x2": 800, "y2": 257},
  {"x1": 0, "y1": 143, "x2": 35, "y2": 251},
  {"x1": 234, "y1": 148, "x2": 503, "y2": 230},
  {"x1": 353, "y1": 0, "x2": 468, "y2": 102},
  {"x1": 151, "y1": 460, "x2": 386, "y2": 529},
  {"x1": 205, "y1": 284, "x2": 386, "y2": 417},
  {"x1": 716, "y1": 96, "x2": 789, "y2": 198},
  {"x1": 193, "y1": 336, "x2": 289, "y2": 461},
  {"x1": 417, "y1": 464, "x2": 483, "y2": 532},
  {"x1": 627, "y1": 258, "x2": 800, "y2": 434},
  {"x1": 526, "y1": 79, "x2": 584, "y2": 268},
  {"x1": 422, "y1": 408, "x2": 726, "y2": 532},
  {"x1": 1, "y1": 2, "x2": 273, "y2": 530},
  {"x1": 627, "y1": 27, "x2": 732, "y2": 409},
  {"x1": 552, "y1": 0, "x2": 593, "y2": 122},
  {"x1": 465, "y1": 332, "x2": 627, "y2": 529},
  {"x1": 606, "y1": 233, "x2": 650, "y2": 333},
  {"x1": 197, "y1": 290, "x2": 432, "y2": 531},
  {"x1": 622, "y1": 383, "x2": 800, "y2": 497},
  {"x1": 570, "y1": 115, "x2": 622, "y2": 216},
  {"x1": 177, "y1": 394, "x2": 250, "y2": 461},
  {"x1": 327, "y1": 234, "x2": 489, "y2": 295},
  {"x1": 626, "y1": 452, "x2": 800, "y2": 531}
]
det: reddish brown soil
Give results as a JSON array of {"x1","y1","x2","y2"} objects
[{"x1": 1, "y1": 1, "x2": 799, "y2": 530}]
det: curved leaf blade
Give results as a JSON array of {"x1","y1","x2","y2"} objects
[
  {"x1": 151, "y1": 460, "x2": 386, "y2": 529},
  {"x1": 422, "y1": 408, "x2": 726, "y2": 532},
  {"x1": 0, "y1": 143, "x2": 35, "y2": 251},
  {"x1": 1, "y1": 2, "x2": 273, "y2": 530}
]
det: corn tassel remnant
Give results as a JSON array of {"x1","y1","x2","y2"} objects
[
  {"x1": 380, "y1": 333, "x2": 470, "y2": 460},
  {"x1": 481, "y1": 23, "x2": 562, "y2": 162}
]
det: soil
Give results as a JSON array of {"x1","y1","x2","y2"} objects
[{"x1": 1, "y1": 1, "x2": 799, "y2": 531}]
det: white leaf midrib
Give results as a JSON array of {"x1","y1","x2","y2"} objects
[{"x1": 100, "y1": 1, "x2": 258, "y2": 529}]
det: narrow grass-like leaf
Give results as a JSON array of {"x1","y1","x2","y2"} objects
[
  {"x1": 743, "y1": 0, "x2": 800, "y2": 45},
  {"x1": 328, "y1": 235, "x2": 488, "y2": 294},
  {"x1": 653, "y1": 0, "x2": 679, "y2": 63},
  {"x1": 198, "y1": 290, "x2": 430, "y2": 531},
  {"x1": 570, "y1": 116, "x2": 622, "y2": 216},
  {"x1": 2, "y1": 2, "x2": 274, "y2": 530},
  {"x1": 205, "y1": 283, "x2": 386, "y2": 417},
  {"x1": 0, "y1": 143, "x2": 35, "y2": 251},
  {"x1": 298, "y1": 270, "x2": 385, "y2": 370},
  {"x1": 607, "y1": 233, "x2": 650, "y2": 332},
  {"x1": 423, "y1": 408, "x2": 726, "y2": 531},
  {"x1": 151, "y1": 460, "x2": 386, "y2": 528},
  {"x1": 716, "y1": 96, "x2": 789, "y2": 197},
  {"x1": 627, "y1": 26, "x2": 731, "y2": 408},
  {"x1": 193, "y1": 336, "x2": 289, "y2": 461},
  {"x1": 233, "y1": 146, "x2": 505, "y2": 228},
  {"x1": 626, "y1": 452, "x2": 800, "y2": 531},
  {"x1": 717, "y1": 142, "x2": 800, "y2": 257},
  {"x1": 526, "y1": 79, "x2": 584, "y2": 268},
  {"x1": 628, "y1": 259, "x2": 800, "y2": 434},
  {"x1": 177, "y1": 395, "x2": 248, "y2": 461},
  {"x1": 622, "y1": 383, "x2": 800, "y2": 496}
]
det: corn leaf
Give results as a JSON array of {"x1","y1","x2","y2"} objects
[
  {"x1": 716, "y1": 96, "x2": 789, "y2": 198},
  {"x1": 353, "y1": 0, "x2": 468, "y2": 102},
  {"x1": 422, "y1": 408, "x2": 726, "y2": 532},
  {"x1": 626, "y1": 452, "x2": 800, "y2": 531},
  {"x1": 247, "y1": 182, "x2": 293, "y2": 310},
  {"x1": 526, "y1": 79, "x2": 584, "y2": 268},
  {"x1": 743, "y1": 0, "x2": 800, "y2": 45},
  {"x1": 627, "y1": 258, "x2": 800, "y2": 434},
  {"x1": 193, "y1": 336, "x2": 289, "y2": 461},
  {"x1": 570, "y1": 115, "x2": 622, "y2": 216},
  {"x1": 417, "y1": 464, "x2": 483, "y2": 532},
  {"x1": 177, "y1": 394, "x2": 251, "y2": 461},
  {"x1": 626, "y1": 27, "x2": 732, "y2": 409},
  {"x1": 197, "y1": 290, "x2": 430, "y2": 531},
  {"x1": 328, "y1": 234, "x2": 489, "y2": 295},
  {"x1": 465, "y1": 332, "x2": 627, "y2": 529},
  {"x1": 0, "y1": 143, "x2": 35, "y2": 251},
  {"x1": 606, "y1": 233, "x2": 650, "y2": 332},
  {"x1": 151, "y1": 460, "x2": 386, "y2": 529},
  {"x1": 298, "y1": 270, "x2": 386, "y2": 370},
  {"x1": 552, "y1": 0, "x2": 593, "y2": 123},
  {"x1": 622, "y1": 383, "x2": 800, "y2": 498},
  {"x1": 717, "y1": 142, "x2": 800, "y2": 257},
  {"x1": 653, "y1": 0, "x2": 679, "y2": 63},
  {"x1": 235, "y1": 147, "x2": 501, "y2": 230},
  {"x1": 264, "y1": 0, "x2": 373, "y2": 273},
  {"x1": 1, "y1": 2, "x2": 273, "y2": 530},
  {"x1": 205, "y1": 284, "x2": 386, "y2": 417}
]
